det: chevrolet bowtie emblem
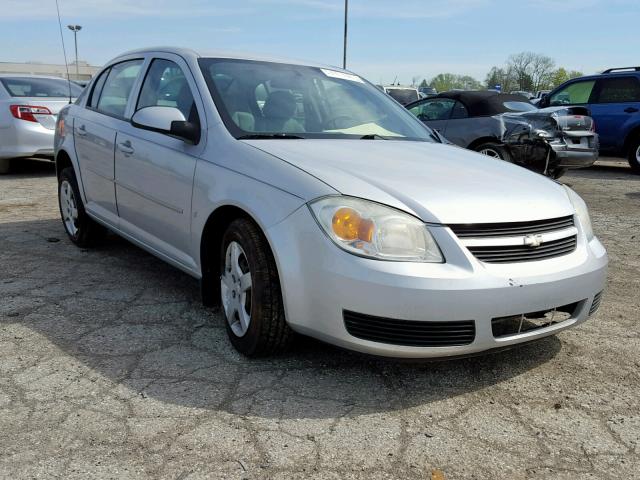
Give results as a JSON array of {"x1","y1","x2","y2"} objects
[{"x1": 523, "y1": 234, "x2": 544, "y2": 248}]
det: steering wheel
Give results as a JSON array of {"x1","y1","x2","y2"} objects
[{"x1": 326, "y1": 115, "x2": 353, "y2": 129}]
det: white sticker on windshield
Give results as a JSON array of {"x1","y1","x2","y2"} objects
[{"x1": 321, "y1": 69, "x2": 364, "y2": 83}]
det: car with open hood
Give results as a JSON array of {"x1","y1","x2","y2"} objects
[
  {"x1": 407, "y1": 91, "x2": 599, "y2": 178},
  {"x1": 54, "y1": 48, "x2": 607, "y2": 358}
]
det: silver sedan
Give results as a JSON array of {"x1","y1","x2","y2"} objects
[
  {"x1": 54, "y1": 48, "x2": 607, "y2": 358},
  {"x1": 0, "y1": 75, "x2": 81, "y2": 173}
]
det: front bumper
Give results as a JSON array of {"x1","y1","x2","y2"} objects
[{"x1": 268, "y1": 207, "x2": 608, "y2": 358}]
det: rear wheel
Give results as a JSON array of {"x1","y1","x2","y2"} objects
[
  {"x1": 628, "y1": 136, "x2": 640, "y2": 174},
  {"x1": 219, "y1": 218, "x2": 293, "y2": 357},
  {"x1": 58, "y1": 167, "x2": 106, "y2": 247},
  {"x1": 474, "y1": 142, "x2": 512, "y2": 162},
  {"x1": 551, "y1": 168, "x2": 568, "y2": 179}
]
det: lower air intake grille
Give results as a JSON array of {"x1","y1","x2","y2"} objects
[
  {"x1": 589, "y1": 291, "x2": 603, "y2": 316},
  {"x1": 492, "y1": 301, "x2": 580, "y2": 338},
  {"x1": 343, "y1": 310, "x2": 475, "y2": 347},
  {"x1": 467, "y1": 235, "x2": 577, "y2": 263}
]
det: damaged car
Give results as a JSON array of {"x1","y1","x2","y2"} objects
[{"x1": 406, "y1": 91, "x2": 599, "y2": 178}]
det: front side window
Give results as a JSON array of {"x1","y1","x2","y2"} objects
[
  {"x1": 198, "y1": 58, "x2": 434, "y2": 141},
  {"x1": 550, "y1": 80, "x2": 595, "y2": 105},
  {"x1": 0, "y1": 77, "x2": 82, "y2": 98},
  {"x1": 595, "y1": 77, "x2": 640, "y2": 103},
  {"x1": 96, "y1": 59, "x2": 143, "y2": 118},
  {"x1": 409, "y1": 99, "x2": 455, "y2": 122},
  {"x1": 137, "y1": 59, "x2": 198, "y2": 123}
]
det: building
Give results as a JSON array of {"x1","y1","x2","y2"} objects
[{"x1": 0, "y1": 61, "x2": 100, "y2": 81}]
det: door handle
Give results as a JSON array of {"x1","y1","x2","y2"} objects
[
  {"x1": 624, "y1": 107, "x2": 639, "y2": 113},
  {"x1": 117, "y1": 140, "x2": 134, "y2": 155},
  {"x1": 76, "y1": 124, "x2": 87, "y2": 136}
]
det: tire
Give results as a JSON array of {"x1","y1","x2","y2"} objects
[
  {"x1": 0, "y1": 158, "x2": 10, "y2": 174},
  {"x1": 552, "y1": 168, "x2": 568, "y2": 179},
  {"x1": 219, "y1": 218, "x2": 293, "y2": 356},
  {"x1": 58, "y1": 167, "x2": 106, "y2": 247},
  {"x1": 627, "y1": 136, "x2": 640, "y2": 174},
  {"x1": 474, "y1": 142, "x2": 513, "y2": 162}
]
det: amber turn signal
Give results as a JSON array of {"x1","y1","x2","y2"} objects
[{"x1": 331, "y1": 207, "x2": 374, "y2": 242}]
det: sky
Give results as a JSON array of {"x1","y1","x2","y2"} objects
[{"x1": 1, "y1": 0, "x2": 639, "y2": 85}]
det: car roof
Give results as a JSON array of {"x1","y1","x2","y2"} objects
[
  {"x1": 0, "y1": 73, "x2": 71, "y2": 80},
  {"x1": 112, "y1": 46, "x2": 341, "y2": 71},
  {"x1": 407, "y1": 90, "x2": 533, "y2": 116}
]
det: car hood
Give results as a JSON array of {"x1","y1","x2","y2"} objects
[{"x1": 244, "y1": 139, "x2": 574, "y2": 224}]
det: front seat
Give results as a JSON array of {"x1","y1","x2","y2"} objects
[{"x1": 261, "y1": 91, "x2": 304, "y2": 133}]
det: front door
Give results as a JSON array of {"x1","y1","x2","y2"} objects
[{"x1": 114, "y1": 55, "x2": 205, "y2": 270}]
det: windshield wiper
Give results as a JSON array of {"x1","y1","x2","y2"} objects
[
  {"x1": 360, "y1": 134, "x2": 388, "y2": 140},
  {"x1": 237, "y1": 133, "x2": 304, "y2": 140}
]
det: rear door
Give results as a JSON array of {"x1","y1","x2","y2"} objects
[
  {"x1": 588, "y1": 76, "x2": 640, "y2": 152},
  {"x1": 73, "y1": 59, "x2": 144, "y2": 221},
  {"x1": 114, "y1": 54, "x2": 205, "y2": 269}
]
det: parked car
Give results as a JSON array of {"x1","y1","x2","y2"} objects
[
  {"x1": 419, "y1": 86, "x2": 438, "y2": 97},
  {"x1": 406, "y1": 91, "x2": 599, "y2": 178},
  {"x1": 510, "y1": 90, "x2": 535, "y2": 99},
  {"x1": 55, "y1": 48, "x2": 607, "y2": 359},
  {"x1": 538, "y1": 67, "x2": 640, "y2": 173},
  {"x1": 0, "y1": 75, "x2": 82, "y2": 173},
  {"x1": 383, "y1": 86, "x2": 420, "y2": 105}
]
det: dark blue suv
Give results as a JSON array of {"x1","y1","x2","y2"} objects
[{"x1": 539, "y1": 67, "x2": 640, "y2": 174}]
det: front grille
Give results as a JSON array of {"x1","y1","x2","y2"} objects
[
  {"x1": 492, "y1": 301, "x2": 580, "y2": 338},
  {"x1": 589, "y1": 291, "x2": 603, "y2": 316},
  {"x1": 467, "y1": 235, "x2": 577, "y2": 263},
  {"x1": 449, "y1": 215, "x2": 574, "y2": 238},
  {"x1": 449, "y1": 215, "x2": 577, "y2": 263},
  {"x1": 343, "y1": 310, "x2": 475, "y2": 347}
]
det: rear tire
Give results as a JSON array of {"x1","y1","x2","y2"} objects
[
  {"x1": 627, "y1": 136, "x2": 640, "y2": 174},
  {"x1": 219, "y1": 218, "x2": 293, "y2": 357},
  {"x1": 552, "y1": 168, "x2": 568, "y2": 179},
  {"x1": 0, "y1": 159, "x2": 10, "y2": 174},
  {"x1": 58, "y1": 167, "x2": 106, "y2": 247},
  {"x1": 474, "y1": 142, "x2": 512, "y2": 162}
]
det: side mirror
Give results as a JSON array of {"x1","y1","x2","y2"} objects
[
  {"x1": 539, "y1": 94, "x2": 549, "y2": 108},
  {"x1": 131, "y1": 106, "x2": 200, "y2": 144}
]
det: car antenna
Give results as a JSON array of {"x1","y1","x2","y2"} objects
[
  {"x1": 54, "y1": 0, "x2": 73, "y2": 104},
  {"x1": 393, "y1": 75, "x2": 398, "y2": 86}
]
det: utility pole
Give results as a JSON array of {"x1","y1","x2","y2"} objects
[
  {"x1": 67, "y1": 24, "x2": 82, "y2": 80},
  {"x1": 343, "y1": 0, "x2": 348, "y2": 69}
]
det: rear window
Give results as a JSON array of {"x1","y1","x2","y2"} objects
[
  {"x1": 0, "y1": 77, "x2": 82, "y2": 98},
  {"x1": 386, "y1": 88, "x2": 419, "y2": 105},
  {"x1": 503, "y1": 101, "x2": 537, "y2": 112}
]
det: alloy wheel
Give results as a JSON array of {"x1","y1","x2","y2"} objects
[
  {"x1": 221, "y1": 241, "x2": 253, "y2": 337},
  {"x1": 479, "y1": 148, "x2": 502, "y2": 159},
  {"x1": 60, "y1": 180, "x2": 79, "y2": 236}
]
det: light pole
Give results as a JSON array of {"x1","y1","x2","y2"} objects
[
  {"x1": 67, "y1": 24, "x2": 82, "y2": 80},
  {"x1": 343, "y1": 0, "x2": 348, "y2": 69}
]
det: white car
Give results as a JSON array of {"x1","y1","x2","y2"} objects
[
  {"x1": 54, "y1": 48, "x2": 607, "y2": 358},
  {"x1": 0, "y1": 75, "x2": 82, "y2": 173}
]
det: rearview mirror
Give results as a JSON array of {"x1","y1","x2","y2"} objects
[{"x1": 131, "y1": 106, "x2": 200, "y2": 144}]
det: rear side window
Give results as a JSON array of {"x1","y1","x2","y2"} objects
[
  {"x1": 451, "y1": 101, "x2": 469, "y2": 119},
  {"x1": 0, "y1": 77, "x2": 82, "y2": 98},
  {"x1": 594, "y1": 77, "x2": 640, "y2": 103},
  {"x1": 136, "y1": 59, "x2": 199, "y2": 123},
  {"x1": 88, "y1": 69, "x2": 109, "y2": 109},
  {"x1": 550, "y1": 80, "x2": 595, "y2": 105},
  {"x1": 96, "y1": 60, "x2": 143, "y2": 118}
]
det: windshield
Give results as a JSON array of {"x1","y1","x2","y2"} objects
[
  {"x1": 503, "y1": 101, "x2": 537, "y2": 112},
  {"x1": 0, "y1": 77, "x2": 82, "y2": 98},
  {"x1": 198, "y1": 58, "x2": 435, "y2": 141}
]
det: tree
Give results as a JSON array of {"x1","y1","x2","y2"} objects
[
  {"x1": 550, "y1": 68, "x2": 584, "y2": 89},
  {"x1": 419, "y1": 79, "x2": 429, "y2": 88},
  {"x1": 506, "y1": 52, "x2": 555, "y2": 92},
  {"x1": 430, "y1": 73, "x2": 482, "y2": 92}
]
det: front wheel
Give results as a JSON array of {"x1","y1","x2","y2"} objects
[
  {"x1": 628, "y1": 136, "x2": 640, "y2": 174},
  {"x1": 58, "y1": 167, "x2": 105, "y2": 247},
  {"x1": 0, "y1": 158, "x2": 10, "y2": 174},
  {"x1": 474, "y1": 142, "x2": 512, "y2": 162},
  {"x1": 219, "y1": 218, "x2": 293, "y2": 357}
]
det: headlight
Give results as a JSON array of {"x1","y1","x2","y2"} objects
[
  {"x1": 308, "y1": 196, "x2": 443, "y2": 262},
  {"x1": 563, "y1": 186, "x2": 594, "y2": 241}
]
